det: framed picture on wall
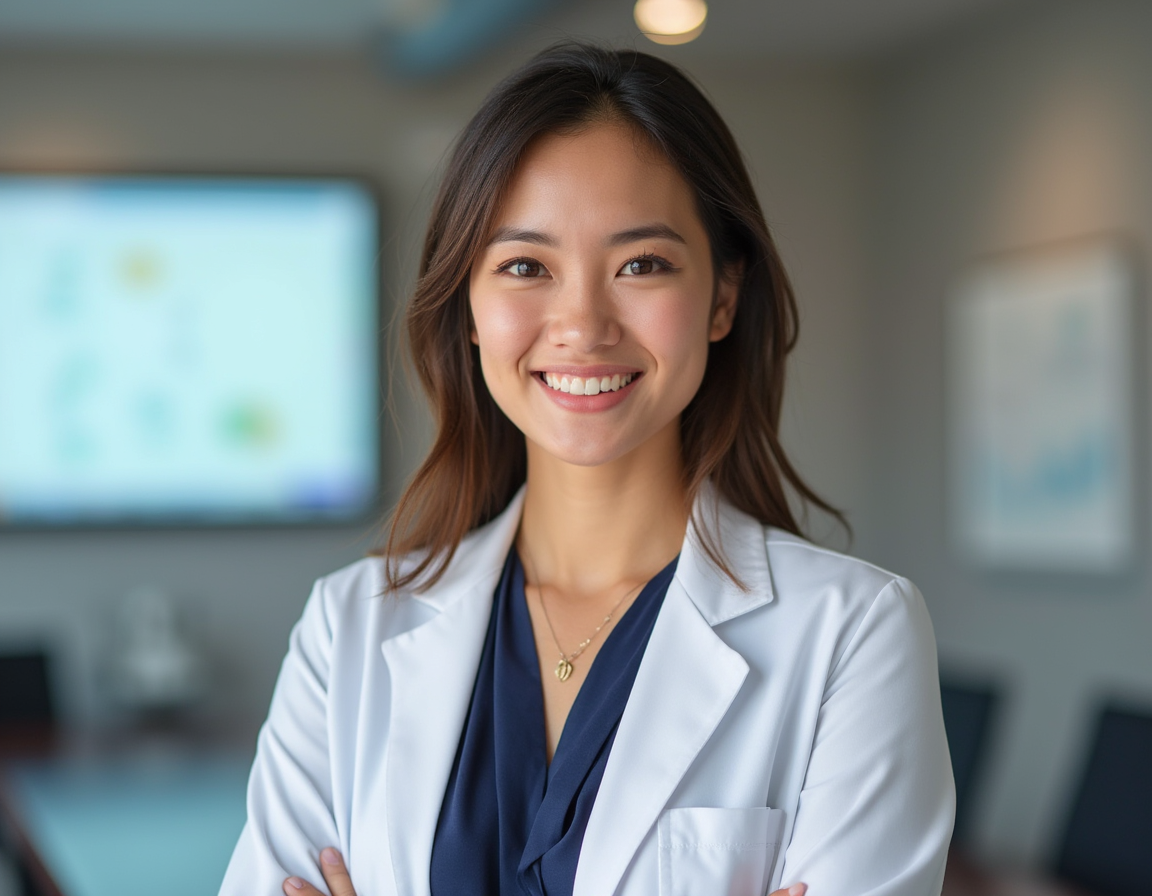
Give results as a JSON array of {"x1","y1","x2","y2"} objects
[{"x1": 947, "y1": 238, "x2": 1136, "y2": 572}]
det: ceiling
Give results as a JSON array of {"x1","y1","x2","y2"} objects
[
  {"x1": 0, "y1": 0, "x2": 1028, "y2": 67},
  {"x1": 554, "y1": 0, "x2": 1027, "y2": 63}
]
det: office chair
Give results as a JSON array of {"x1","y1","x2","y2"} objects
[
  {"x1": 939, "y1": 677, "x2": 1000, "y2": 846},
  {"x1": 0, "y1": 649, "x2": 57, "y2": 896},
  {"x1": 0, "y1": 650, "x2": 56, "y2": 734},
  {"x1": 1054, "y1": 702, "x2": 1152, "y2": 896}
]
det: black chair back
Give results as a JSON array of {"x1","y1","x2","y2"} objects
[
  {"x1": 0, "y1": 650, "x2": 56, "y2": 729},
  {"x1": 939, "y1": 677, "x2": 999, "y2": 846},
  {"x1": 1055, "y1": 703, "x2": 1152, "y2": 896}
]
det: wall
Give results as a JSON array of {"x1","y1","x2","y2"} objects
[
  {"x1": 705, "y1": 64, "x2": 874, "y2": 544},
  {"x1": 868, "y1": 0, "x2": 1152, "y2": 866},
  {"x1": 0, "y1": 45, "x2": 874, "y2": 732}
]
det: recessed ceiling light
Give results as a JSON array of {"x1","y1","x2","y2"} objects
[{"x1": 634, "y1": 0, "x2": 707, "y2": 46}]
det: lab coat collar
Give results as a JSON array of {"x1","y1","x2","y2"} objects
[
  {"x1": 380, "y1": 491, "x2": 526, "y2": 896},
  {"x1": 404, "y1": 486, "x2": 528, "y2": 613},
  {"x1": 379, "y1": 584, "x2": 489, "y2": 896},
  {"x1": 572, "y1": 481, "x2": 771, "y2": 896},
  {"x1": 405, "y1": 480, "x2": 775, "y2": 625},
  {"x1": 381, "y1": 481, "x2": 773, "y2": 896},
  {"x1": 675, "y1": 479, "x2": 775, "y2": 624},
  {"x1": 572, "y1": 574, "x2": 752, "y2": 896}
]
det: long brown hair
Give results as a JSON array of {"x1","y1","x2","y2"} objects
[{"x1": 378, "y1": 42, "x2": 844, "y2": 591}]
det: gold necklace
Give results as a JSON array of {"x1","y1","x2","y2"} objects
[{"x1": 521, "y1": 551, "x2": 643, "y2": 683}]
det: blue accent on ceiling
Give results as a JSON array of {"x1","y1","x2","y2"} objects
[{"x1": 375, "y1": 0, "x2": 563, "y2": 78}]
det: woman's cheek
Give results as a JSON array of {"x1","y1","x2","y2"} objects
[
  {"x1": 473, "y1": 305, "x2": 546, "y2": 433},
  {"x1": 637, "y1": 290, "x2": 712, "y2": 380},
  {"x1": 473, "y1": 295, "x2": 540, "y2": 368}
]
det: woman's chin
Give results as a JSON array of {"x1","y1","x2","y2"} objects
[
  {"x1": 532, "y1": 442, "x2": 632, "y2": 470},
  {"x1": 526, "y1": 426, "x2": 678, "y2": 473}
]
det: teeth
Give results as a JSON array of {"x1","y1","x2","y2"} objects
[{"x1": 542, "y1": 372, "x2": 636, "y2": 394}]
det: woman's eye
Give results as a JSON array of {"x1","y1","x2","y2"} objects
[
  {"x1": 501, "y1": 259, "x2": 544, "y2": 277},
  {"x1": 619, "y1": 255, "x2": 670, "y2": 276}
]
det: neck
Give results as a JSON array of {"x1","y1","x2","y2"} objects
[{"x1": 517, "y1": 420, "x2": 690, "y2": 599}]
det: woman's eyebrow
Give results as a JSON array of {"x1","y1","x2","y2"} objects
[
  {"x1": 486, "y1": 223, "x2": 687, "y2": 248},
  {"x1": 606, "y1": 224, "x2": 686, "y2": 246},
  {"x1": 487, "y1": 226, "x2": 557, "y2": 247}
]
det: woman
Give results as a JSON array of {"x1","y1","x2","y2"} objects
[{"x1": 220, "y1": 43, "x2": 954, "y2": 896}]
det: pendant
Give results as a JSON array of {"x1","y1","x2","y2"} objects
[{"x1": 555, "y1": 658, "x2": 574, "y2": 682}]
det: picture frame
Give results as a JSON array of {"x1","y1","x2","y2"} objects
[{"x1": 947, "y1": 238, "x2": 1136, "y2": 572}]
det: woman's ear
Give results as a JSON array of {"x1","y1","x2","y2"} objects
[{"x1": 709, "y1": 263, "x2": 742, "y2": 341}]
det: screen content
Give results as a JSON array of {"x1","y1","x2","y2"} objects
[{"x1": 0, "y1": 175, "x2": 380, "y2": 525}]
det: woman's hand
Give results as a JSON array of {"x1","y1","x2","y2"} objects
[
  {"x1": 282, "y1": 848, "x2": 809, "y2": 896},
  {"x1": 283, "y1": 848, "x2": 355, "y2": 896}
]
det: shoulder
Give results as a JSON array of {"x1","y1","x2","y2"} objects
[
  {"x1": 757, "y1": 527, "x2": 933, "y2": 667},
  {"x1": 368, "y1": 488, "x2": 526, "y2": 603},
  {"x1": 303, "y1": 499, "x2": 520, "y2": 637},
  {"x1": 311, "y1": 501, "x2": 512, "y2": 606},
  {"x1": 315, "y1": 555, "x2": 388, "y2": 602},
  {"x1": 293, "y1": 557, "x2": 390, "y2": 649},
  {"x1": 763, "y1": 528, "x2": 912, "y2": 606}
]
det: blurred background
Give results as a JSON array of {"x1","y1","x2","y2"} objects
[{"x1": 1, "y1": 0, "x2": 1151, "y2": 894}]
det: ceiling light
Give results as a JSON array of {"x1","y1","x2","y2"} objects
[{"x1": 633, "y1": 0, "x2": 707, "y2": 46}]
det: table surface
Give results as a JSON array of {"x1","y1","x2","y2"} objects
[
  {"x1": 2, "y1": 748, "x2": 1100, "y2": 896},
  {"x1": 1, "y1": 749, "x2": 250, "y2": 896}
]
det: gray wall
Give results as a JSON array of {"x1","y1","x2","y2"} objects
[
  {"x1": 0, "y1": 46, "x2": 873, "y2": 732},
  {"x1": 867, "y1": 0, "x2": 1152, "y2": 866}
]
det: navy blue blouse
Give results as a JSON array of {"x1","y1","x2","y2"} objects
[{"x1": 429, "y1": 548, "x2": 677, "y2": 896}]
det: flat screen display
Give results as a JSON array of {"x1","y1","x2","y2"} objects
[{"x1": 0, "y1": 174, "x2": 380, "y2": 526}]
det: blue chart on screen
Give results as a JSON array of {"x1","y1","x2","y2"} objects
[{"x1": 0, "y1": 174, "x2": 379, "y2": 525}]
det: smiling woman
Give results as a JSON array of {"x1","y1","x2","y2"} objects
[
  {"x1": 218, "y1": 42, "x2": 955, "y2": 896},
  {"x1": 468, "y1": 124, "x2": 732, "y2": 475}
]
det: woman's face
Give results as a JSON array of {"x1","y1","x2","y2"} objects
[{"x1": 469, "y1": 122, "x2": 737, "y2": 469}]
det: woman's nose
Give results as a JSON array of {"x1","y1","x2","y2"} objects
[{"x1": 547, "y1": 277, "x2": 621, "y2": 352}]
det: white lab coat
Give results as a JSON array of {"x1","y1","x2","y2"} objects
[{"x1": 220, "y1": 486, "x2": 954, "y2": 896}]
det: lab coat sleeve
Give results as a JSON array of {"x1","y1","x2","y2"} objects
[
  {"x1": 219, "y1": 578, "x2": 339, "y2": 895},
  {"x1": 776, "y1": 577, "x2": 956, "y2": 896}
]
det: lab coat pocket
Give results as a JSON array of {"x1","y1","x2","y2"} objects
[{"x1": 658, "y1": 806, "x2": 785, "y2": 896}]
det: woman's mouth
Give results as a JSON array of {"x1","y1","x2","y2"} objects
[{"x1": 537, "y1": 372, "x2": 639, "y2": 395}]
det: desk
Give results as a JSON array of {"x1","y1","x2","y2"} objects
[{"x1": 0, "y1": 750, "x2": 249, "y2": 896}]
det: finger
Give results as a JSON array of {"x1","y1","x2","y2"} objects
[
  {"x1": 282, "y1": 875, "x2": 326, "y2": 896},
  {"x1": 769, "y1": 885, "x2": 808, "y2": 896},
  {"x1": 319, "y1": 847, "x2": 357, "y2": 896}
]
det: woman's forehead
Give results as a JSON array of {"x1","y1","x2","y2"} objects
[
  {"x1": 514, "y1": 121, "x2": 671, "y2": 180},
  {"x1": 488, "y1": 123, "x2": 701, "y2": 239}
]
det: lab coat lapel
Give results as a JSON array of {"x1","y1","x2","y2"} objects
[
  {"x1": 381, "y1": 490, "x2": 525, "y2": 896},
  {"x1": 573, "y1": 489, "x2": 774, "y2": 896}
]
